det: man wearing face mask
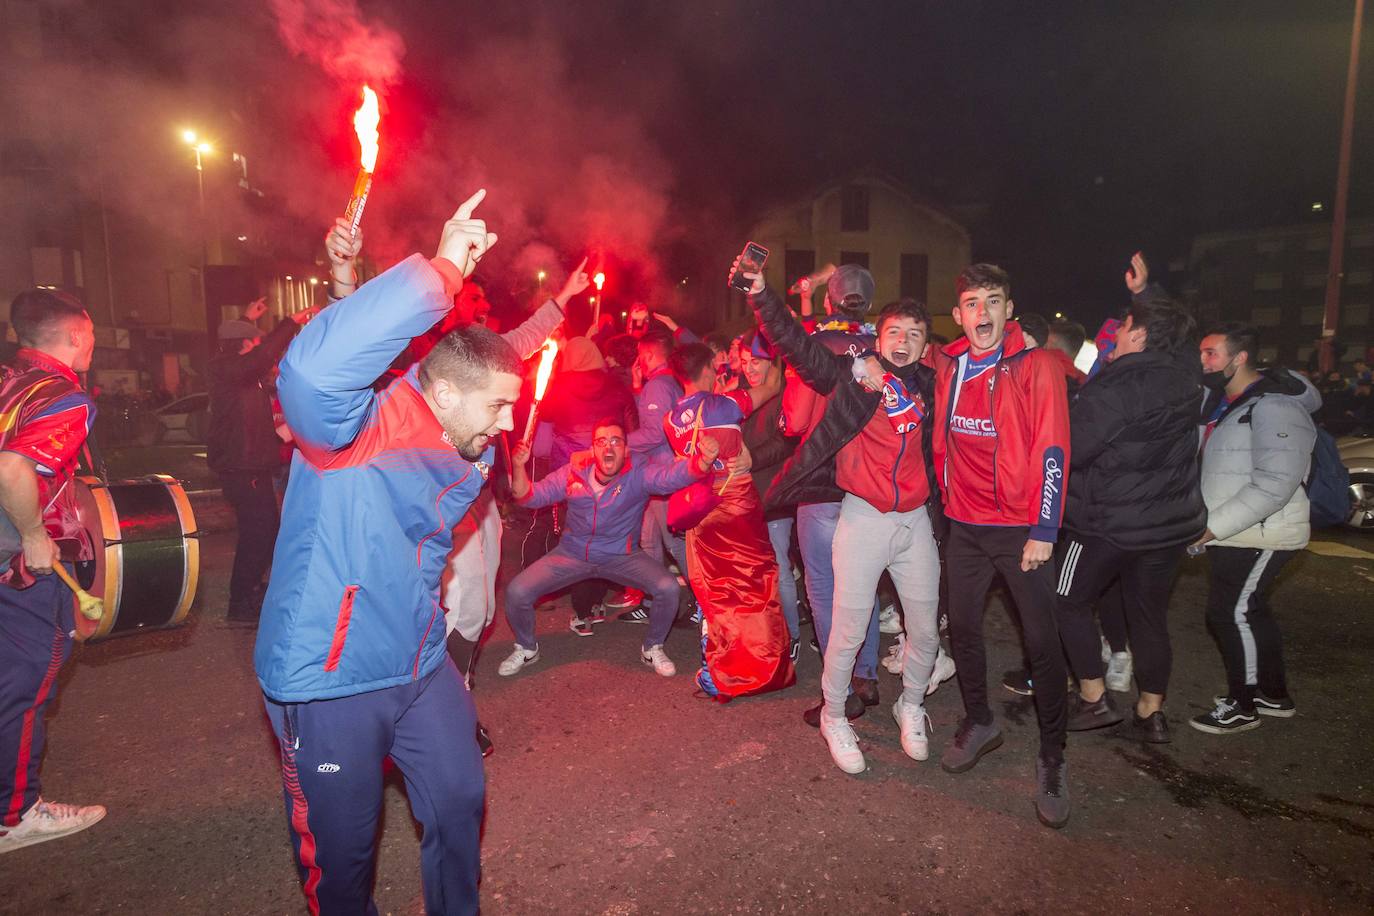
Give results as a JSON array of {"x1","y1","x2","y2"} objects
[
  {"x1": 254, "y1": 190, "x2": 516, "y2": 915},
  {"x1": 497, "y1": 420, "x2": 718, "y2": 679},
  {"x1": 1191, "y1": 323, "x2": 1319, "y2": 735},
  {"x1": 747, "y1": 259, "x2": 944, "y2": 776}
]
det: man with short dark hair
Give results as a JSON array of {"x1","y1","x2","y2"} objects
[
  {"x1": 254, "y1": 190, "x2": 514, "y2": 914},
  {"x1": 497, "y1": 419, "x2": 717, "y2": 678},
  {"x1": 208, "y1": 298, "x2": 316, "y2": 625},
  {"x1": 0, "y1": 288, "x2": 104, "y2": 853},
  {"x1": 1191, "y1": 322, "x2": 1319, "y2": 734},
  {"x1": 1055, "y1": 269, "x2": 1206, "y2": 744},
  {"x1": 934, "y1": 263, "x2": 1073, "y2": 829},
  {"x1": 747, "y1": 260, "x2": 946, "y2": 775}
]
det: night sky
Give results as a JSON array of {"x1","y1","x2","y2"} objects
[{"x1": 27, "y1": 0, "x2": 1374, "y2": 329}]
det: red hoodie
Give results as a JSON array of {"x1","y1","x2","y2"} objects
[{"x1": 932, "y1": 321, "x2": 1070, "y2": 541}]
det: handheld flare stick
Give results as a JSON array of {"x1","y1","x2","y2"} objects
[
  {"x1": 521, "y1": 339, "x2": 560, "y2": 447},
  {"x1": 342, "y1": 85, "x2": 380, "y2": 235},
  {"x1": 592, "y1": 271, "x2": 606, "y2": 327},
  {"x1": 51, "y1": 563, "x2": 103, "y2": 622}
]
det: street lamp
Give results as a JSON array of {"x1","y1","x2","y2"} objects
[{"x1": 181, "y1": 128, "x2": 213, "y2": 336}]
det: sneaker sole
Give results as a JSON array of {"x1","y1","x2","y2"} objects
[
  {"x1": 619, "y1": 614, "x2": 650, "y2": 624},
  {"x1": 1212, "y1": 695, "x2": 1295, "y2": 718},
  {"x1": 569, "y1": 624, "x2": 594, "y2": 637},
  {"x1": 0, "y1": 809, "x2": 106, "y2": 853},
  {"x1": 1188, "y1": 717, "x2": 1261, "y2": 735},
  {"x1": 940, "y1": 733, "x2": 1004, "y2": 773},
  {"x1": 641, "y1": 656, "x2": 676, "y2": 677},
  {"x1": 1002, "y1": 685, "x2": 1033, "y2": 697}
]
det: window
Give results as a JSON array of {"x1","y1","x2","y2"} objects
[
  {"x1": 1250, "y1": 306, "x2": 1281, "y2": 327},
  {"x1": 840, "y1": 185, "x2": 869, "y2": 232},
  {"x1": 1303, "y1": 271, "x2": 1327, "y2": 289},
  {"x1": 1351, "y1": 232, "x2": 1374, "y2": 248},
  {"x1": 1346, "y1": 270, "x2": 1372, "y2": 286},
  {"x1": 1253, "y1": 273, "x2": 1284, "y2": 291},
  {"x1": 1341, "y1": 303, "x2": 1369, "y2": 326},
  {"x1": 784, "y1": 248, "x2": 816, "y2": 291},
  {"x1": 1299, "y1": 304, "x2": 1325, "y2": 325},
  {"x1": 899, "y1": 253, "x2": 929, "y2": 302},
  {"x1": 838, "y1": 251, "x2": 869, "y2": 269}
]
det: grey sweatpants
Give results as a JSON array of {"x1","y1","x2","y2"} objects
[{"x1": 822, "y1": 494, "x2": 940, "y2": 719}]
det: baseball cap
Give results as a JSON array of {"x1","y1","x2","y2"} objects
[{"x1": 827, "y1": 264, "x2": 876, "y2": 312}]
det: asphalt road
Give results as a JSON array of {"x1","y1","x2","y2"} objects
[{"x1": 3, "y1": 521, "x2": 1372, "y2": 915}]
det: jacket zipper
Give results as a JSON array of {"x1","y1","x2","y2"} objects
[
  {"x1": 323, "y1": 585, "x2": 359, "y2": 672},
  {"x1": 585, "y1": 475, "x2": 607, "y2": 561},
  {"x1": 891, "y1": 433, "x2": 907, "y2": 512},
  {"x1": 988, "y1": 367, "x2": 1002, "y2": 512}
]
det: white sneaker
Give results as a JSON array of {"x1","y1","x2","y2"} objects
[
  {"x1": 1100, "y1": 636, "x2": 1112, "y2": 666},
  {"x1": 882, "y1": 634, "x2": 907, "y2": 675},
  {"x1": 0, "y1": 798, "x2": 106, "y2": 854},
  {"x1": 497, "y1": 644, "x2": 539, "y2": 677},
  {"x1": 820, "y1": 714, "x2": 867, "y2": 774},
  {"x1": 925, "y1": 647, "x2": 957, "y2": 697},
  {"x1": 878, "y1": 602, "x2": 903, "y2": 635},
  {"x1": 892, "y1": 695, "x2": 931, "y2": 761},
  {"x1": 640, "y1": 644, "x2": 676, "y2": 677},
  {"x1": 1105, "y1": 651, "x2": 1133, "y2": 692}
]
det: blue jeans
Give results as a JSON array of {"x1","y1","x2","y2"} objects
[
  {"x1": 797, "y1": 501, "x2": 879, "y2": 681},
  {"x1": 767, "y1": 516, "x2": 800, "y2": 639},
  {"x1": 504, "y1": 546, "x2": 679, "y2": 650}
]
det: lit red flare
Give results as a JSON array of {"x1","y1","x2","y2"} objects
[
  {"x1": 522, "y1": 338, "x2": 560, "y2": 444},
  {"x1": 343, "y1": 85, "x2": 381, "y2": 234}
]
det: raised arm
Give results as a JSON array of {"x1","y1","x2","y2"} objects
[
  {"x1": 736, "y1": 257, "x2": 844, "y2": 396},
  {"x1": 502, "y1": 258, "x2": 587, "y2": 358},
  {"x1": 280, "y1": 190, "x2": 497, "y2": 452}
]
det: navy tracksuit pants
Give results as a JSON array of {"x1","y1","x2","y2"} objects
[
  {"x1": 264, "y1": 659, "x2": 485, "y2": 915},
  {"x1": 0, "y1": 571, "x2": 74, "y2": 827}
]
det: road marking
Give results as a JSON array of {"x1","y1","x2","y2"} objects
[{"x1": 1305, "y1": 540, "x2": 1374, "y2": 560}]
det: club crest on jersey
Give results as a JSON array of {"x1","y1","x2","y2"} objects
[{"x1": 474, "y1": 461, "x2": 491, "y2": 481}]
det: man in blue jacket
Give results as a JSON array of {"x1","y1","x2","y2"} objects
[
  {"x1": 498, "y1": 419, "x2": 718, "y2": 678},
  {"x1": 253, "y1": 190, "x2": 516, "y2": 916}
]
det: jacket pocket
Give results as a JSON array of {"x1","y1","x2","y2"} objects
[{"x1": 323, "y1": 585, "x2": 360, "y2": 672}]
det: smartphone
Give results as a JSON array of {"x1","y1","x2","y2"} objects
[{"x1": 729, "y1": 241, "x2": 770, "y2": 292}]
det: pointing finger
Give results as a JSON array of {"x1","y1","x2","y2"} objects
[{"x1": 453, "y1": 188, "x2": 487, "y2": 221}]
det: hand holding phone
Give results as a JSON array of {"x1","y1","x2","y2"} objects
[{"x1": 729, "y1": 242, "x2": 769, "y2": 293}]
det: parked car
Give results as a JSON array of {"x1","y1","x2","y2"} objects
[
  {"x1": 151, "y1": 393, "x2": 210, "y2": 444},
  {"x1": 1338, "y1": 435, "x2": 1374, "y2": 531}
]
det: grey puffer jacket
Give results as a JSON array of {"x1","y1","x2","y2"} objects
[{"x1": 1199, "y1": 368, "x2": 1321, "y2": 550}]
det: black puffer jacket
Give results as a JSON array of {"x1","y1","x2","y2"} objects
[
  {"x1": 751, "y1": 286, "x2": 939, "y2": 521},
  {"x1": 1065, "y1": 346, "x2": 1206, "y2": 550},
  {"x1": 207, "y1": 320, "x2": 299, "y2": 473}
]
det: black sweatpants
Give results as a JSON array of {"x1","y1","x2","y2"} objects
[
  {"x1": 220, "y1": 469, "x2": 280, "y2": 613},
  {"x1": 945, "y1": 522, "x2": 1067, "y2": 764},
  {"x1": 1204, "y1": 546, "x2": 1297, "y2": 710},
  {"x1": 1055, "y1": 535, "x2": 1185, "y2": 695}
]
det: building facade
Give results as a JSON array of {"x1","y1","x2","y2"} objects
[
  {"x1": 738, "y1": 171, "x2": 971, "y2": 340},
  {"x1": 1189, "y1": 218, "x2": 1374, "y2": 369}
]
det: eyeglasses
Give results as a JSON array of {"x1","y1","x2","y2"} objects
[{"x1": 593, "y1": 436, "x2": 625, "y2": 448}]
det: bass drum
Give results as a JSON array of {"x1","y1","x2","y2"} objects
[{"x1": 73, "y1": 474, "x2": 200, "y2": 640}]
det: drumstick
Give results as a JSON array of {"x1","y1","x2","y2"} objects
[{"x1": 50, "y1": 564, "x2": 104, "y2": 621}]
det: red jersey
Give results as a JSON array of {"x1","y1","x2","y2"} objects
[
  {"x1": 943, "y1": 348, "x2": 1002, "y2": 525},
  {"x1": 664, "y1": 389, "x2": 751, "y2": 485},
  {"x1": 0, "y1": 349, "x2": 97, "y2": 583}
]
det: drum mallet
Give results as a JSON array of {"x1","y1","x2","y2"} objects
[{"x1": 50, "y1": 564, "x2": 104, "y2": 621}]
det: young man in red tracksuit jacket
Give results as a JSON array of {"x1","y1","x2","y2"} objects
[{"x1": 933, "y1": 263, "x2": 1073, "y2": 829}]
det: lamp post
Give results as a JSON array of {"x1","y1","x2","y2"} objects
[{"x1": 182, "y1": 129, "x2": 214, "y2": 338}]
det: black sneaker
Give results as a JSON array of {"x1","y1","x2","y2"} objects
[
  {"x1": 1189, "y1": 697, "x2": 1261, "y2": 735},
  {"x1": 1066, "y1": 693, "x2": 1124, "y2": 732},
  {"x1": 809, "y1": 634, "x2": 820, "y2": 654},
  {"x1": 587, "y1": 605, "x2": 607, "y2": 624},
  {"x1": 1001, "y1": 667, "x2": 1033, "y2": 696},
  {"x1": 1130, "y1": 710, "x2": 1171, "y2": 744},
  {"x1": 619, "y1": 607, "x2": 650, "y2": 624},
  {"x1": 1214, "y1": 692, "x2": 1295, "y2": 719},
  {"x1": 1035, "y1": 756, "x2": 1070, "y2": 829},
  {"x1": 788, "y1": 638, "x2": 799, "y2": 662},
  {"x1": 803, "y1": 693, "x2": 865, "y2": 727},
  {"x1": 476, "y1": 723, "x2": 494, "y2": 758}
]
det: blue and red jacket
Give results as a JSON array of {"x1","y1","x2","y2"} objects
[
  {"x1": 254, "y1": 254, "x2": 494, "y2": 703},
  {"x1": 519, "y1": 456, "x2": 702, "y2": 562}
]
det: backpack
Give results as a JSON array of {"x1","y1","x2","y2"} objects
[{"x1": 1306, "y1": 426, "x2": 1353, "y2": 528}]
